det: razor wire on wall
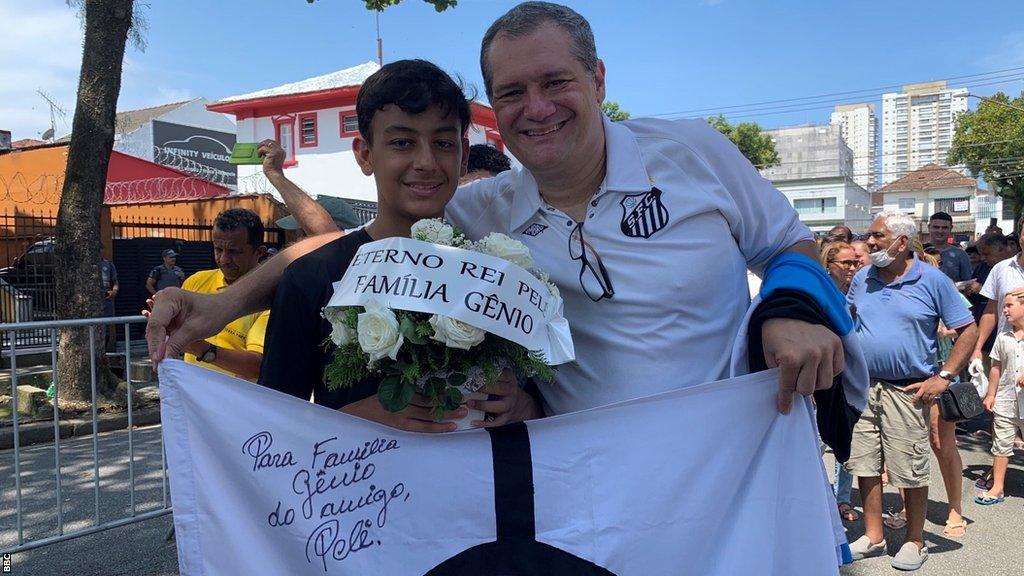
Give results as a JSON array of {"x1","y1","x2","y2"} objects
[
  {"x1": 151, "y1": 146, "x2": 235, "y2": 186},
  {"x1": 0, "y1": 172, "x2": 231, "y2": 205}
]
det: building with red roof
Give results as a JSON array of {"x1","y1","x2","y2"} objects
[{"x1": 207, "y1": 61, "x2": 507, "y2": 208}]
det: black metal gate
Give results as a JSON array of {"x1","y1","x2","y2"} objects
[{"x1": 0, "y1": 213, "x2": 285, "y2": 350}]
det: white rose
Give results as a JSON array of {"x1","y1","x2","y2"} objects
[
  {"x1": 532, "y1": 270, "x2": 560, "y2": 298},
  {"x1": 356, "y1": 301, "x2": 404, "y2": 361},
  {"x1": 477, "y1": 233, "x2": 535, "y2": 270},
  {"x1": 323, "y1": 308, "x2": 355, "y2": 346},
  {"x1": 410, "y1": 218, "x2": 455, "y2": 246},
  {"x1": 428, "y1": 314, "x2": 486, "y2": 350}
]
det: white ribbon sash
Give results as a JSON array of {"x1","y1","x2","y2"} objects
[{"x1": 326, "y1": 237, "x2": 574, "y2": 364}]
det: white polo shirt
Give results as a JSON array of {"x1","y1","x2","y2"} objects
[
  {"x1": 447, "y1": 115, "x2": 812, "y2": 415},
  {"x1": 980, "y1": 255, "x2": 1024, "y2": 334}
]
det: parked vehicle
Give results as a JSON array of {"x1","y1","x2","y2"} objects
[{"x1": 0, "y1": 238, "x2": 56, "y2": 318}]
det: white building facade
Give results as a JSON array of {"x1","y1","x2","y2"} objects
[
  {"x1": 208, "y1": 62, "x2": 507, "y2": 207},
  {"x1": 880, "y1": 81, "x2": 968, "y2": 186},
  {"x1": 878, "y1": 163, "x2": 984, "y2": 239},
  {"x1": 760, "y1": 124, "x2": 871, "y2": 234},
  {"x1": 973, "y1": 192, "x2": 1017, "y2": 236},
  {"x1": 775, "y1": 178, "x2": 873, "y2": 234},
  {"x1": 830, "y1": 103, "x2": 877, "y2": 191}
]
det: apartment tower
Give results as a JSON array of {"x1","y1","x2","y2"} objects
[
  {"x1": 880, "y1": 80, "x2": 968, "y2": 185},
  {"x1": 830, "y1": 103, "x2": 877, "y2": 190}
]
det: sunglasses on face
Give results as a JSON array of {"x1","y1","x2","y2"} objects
[{"x1": 828, "y1": 259, "x2": 859, "y2": 269}]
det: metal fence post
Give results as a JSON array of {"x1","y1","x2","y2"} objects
[
  {"x1": 50, "y1": 328, "x2": 63, "y2": 535},
  {"x1": 125, "y1": 321, "x2": 135, "y2": 516},
  {"x1": 89, "y1": 325, "x2": 100, "y2": 526},
  {"x1": 10, "y1": 333, "x2": 23, "y2": 546}
]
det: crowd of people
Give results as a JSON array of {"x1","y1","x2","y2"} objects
[{"x1": 817, "y1": 214, "x2": 1024, "y2": 570}]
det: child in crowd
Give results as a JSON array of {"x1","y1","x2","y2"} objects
[{"x1": 979, "y1": 290, "x2": 1024, "y2": 504}]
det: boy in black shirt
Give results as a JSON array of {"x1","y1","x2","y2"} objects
[{"x1": 259, "y1": 60, "x2": 540, "y2": 432}]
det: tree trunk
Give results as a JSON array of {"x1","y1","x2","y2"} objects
[{"x1": 54, "y1": 0, "x2": 134, "y2": 402}]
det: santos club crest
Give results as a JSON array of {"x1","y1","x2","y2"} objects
[{"x1": 620, "y1": 187, "x2": 669, "y2": 238}]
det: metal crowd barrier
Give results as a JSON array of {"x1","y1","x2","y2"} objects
[{"x1": 0, "y1": 315, "x2": 171, "y2": 555}]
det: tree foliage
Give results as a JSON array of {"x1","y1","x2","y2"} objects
[
  {"x1": 706, "y1": 114, "x2": 780, "y2": 168},
  {"x1": 948, "y1": 91, "x2": 1024, "y2": 228},
  {"x1": 601, "y1": 101, "x2": 630, "y2": 122},
  {"x1": 67, "y1": 0, "x2": 147, "y2": 50},
  {"x1": 306, "y1": 0, "x2": 458, "y2": 11}
]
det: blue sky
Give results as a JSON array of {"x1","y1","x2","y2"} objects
[{"x1": 3, "y1": 0, "x2": 1023, "y2": 140}]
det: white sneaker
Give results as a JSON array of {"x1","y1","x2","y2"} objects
[
  {"x1": 848, "y1": 535, "x2": 886, "y2": 560},
  {"x1": 891, "y1": 542, "x2": 928, "y2": 571}
]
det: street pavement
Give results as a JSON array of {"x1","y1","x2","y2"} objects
[
  {"x1": 2, "y1": 419, "x2": 1023, "y2": 575},
  {"x1": 835, "y1": 415, "x2": 1024, "y2": 576},
  {"x1": 1, "y1": 425, "x2": 177, "y2": 576}
]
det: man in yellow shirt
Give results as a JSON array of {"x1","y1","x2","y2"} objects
[{"x1": 182, "y1": 209, "x2": 270, "y2": 381}]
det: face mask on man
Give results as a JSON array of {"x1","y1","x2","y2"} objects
[{"x1": 869, "y1": 236, "x2": 904, "y2": 268}]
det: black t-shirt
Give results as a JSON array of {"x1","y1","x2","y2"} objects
[
  {"x1": 259, "y1": 229, "x2": 380, "y2": 408},
  {"x1": 970, "y1": 261, "x2": 996, "y2": 353}
]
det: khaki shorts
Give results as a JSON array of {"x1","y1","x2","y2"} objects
[
  {"x1": 844, "y1": 379, "x2": 931, "y2": 489},
  {"x1": 991, "y1": 413, "x2": 1024, "y2": 457}
]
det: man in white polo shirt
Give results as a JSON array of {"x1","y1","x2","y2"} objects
[
  {"x1": 147, "y1": 2, "x2": 862, "y2": 423},
  {"x1": 446, "y1": 113, "x2": 829, "y2": 413},
  {"x1": 445, "y1": 2, "x2": 860, "y2": 418}
]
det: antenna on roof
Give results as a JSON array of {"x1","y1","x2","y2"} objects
[
  {"x1": 36, "y1": 90, "x2": 68, "y2": 142},
  {"x1": 376, "y1": 10, "x2": 383, "y2": 66}
]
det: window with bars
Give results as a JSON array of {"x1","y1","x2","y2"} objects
[
  {"x1": 340, "y1": 113, "x2": 359, "y2": 137},
  {"x1": 934, "y1": 197, "x2": 970, "y2": 215},
  {"x1": 298, "y1": 113, "x2": 318, "y2": 147},
  {"x1": 898, "y1": 198, "x2": 915, "y2": 210}
]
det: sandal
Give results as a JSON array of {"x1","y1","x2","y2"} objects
[
  {"x1": 883, "y1": 511, "x2": 907, "y2": 530},
  {"x1": 975, "y1": 492, "x2": 1005, "y2": 506},
  {"x1": 975, "y1": 475, "x2": 994, "y2": 490},
  {"x1": 943, "y1": 519, "x2": 967, "y2": 538},
  {"x1": 838, "y1": 502, "x2": 860, "y2": 522}
]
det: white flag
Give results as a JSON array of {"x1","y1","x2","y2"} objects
[{"x1": 160, "y1": 360, "x2": 841, "y2": 575}]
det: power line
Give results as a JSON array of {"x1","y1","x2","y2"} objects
[
  {"x1": 757, "y1": 156, "x2": 1024, "y2": 183},
  {"x1": 685, "y1": 73, "x2": 1023, "y2": 119},
  {"x1": 646, "y1": 65, "x2": 1024, "y2": 118},
  {"x1": 749, "y1": 140, "x2": 1024, "y2": 169},
  {"x1": 691, "y1": 76, "x2": 1024, "y2": 122},
  {"x1": 757, "y1": 155, "x2": 1024, "y2": 172}
]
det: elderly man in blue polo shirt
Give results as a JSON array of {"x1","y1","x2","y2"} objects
[{"x1": 844, "y1": 211, "x2": 977, "y2": 571}]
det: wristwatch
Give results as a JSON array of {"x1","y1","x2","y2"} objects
[
  {"x1": 937, "y1": 370, "x2": 954, "y2": 381},
  {"x1": 199, "y1": 344, "x2": 218, "y2": 363}
]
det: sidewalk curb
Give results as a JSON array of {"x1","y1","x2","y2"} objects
[{"x1": 0, "y1": 406, "x2": 162, "y2": 450}]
